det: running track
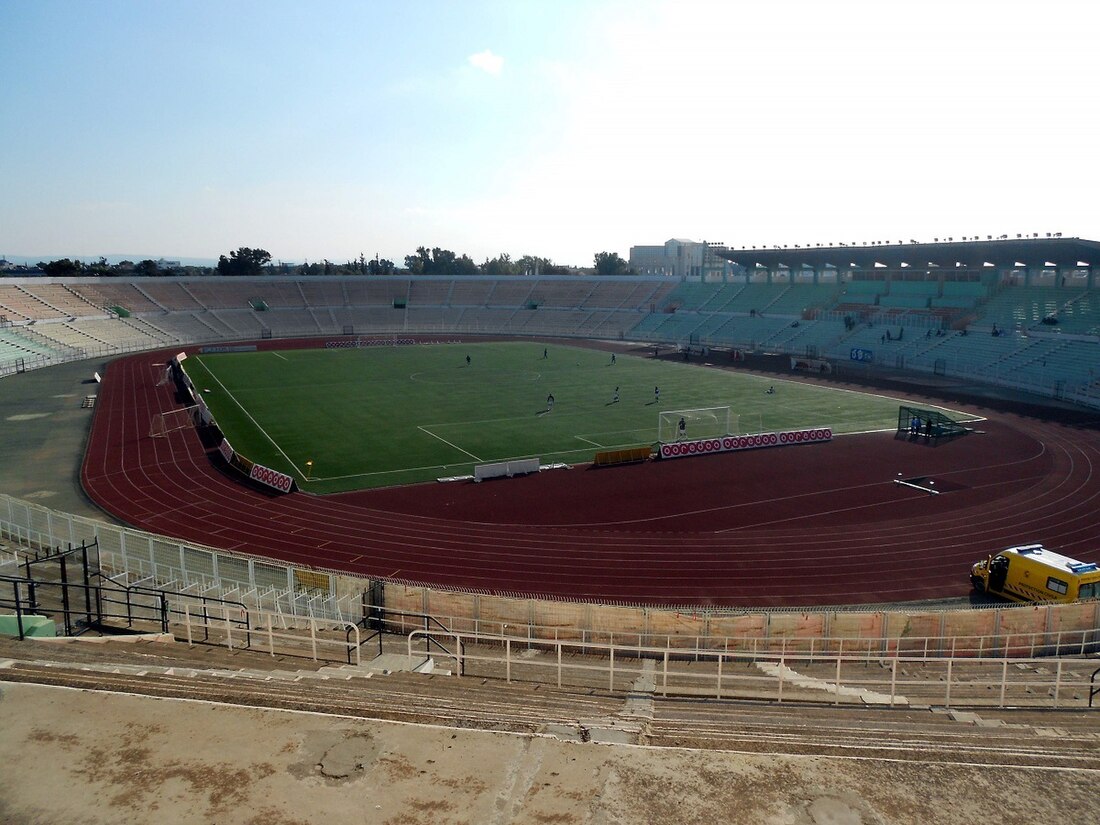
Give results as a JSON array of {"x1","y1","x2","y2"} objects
[{"x1": 80, "y1": 347, "x2": 1100, "y2": 607}]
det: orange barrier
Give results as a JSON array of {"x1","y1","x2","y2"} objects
[{"x1": 593, "y1": 446, "x2": 652, "y2": 467}]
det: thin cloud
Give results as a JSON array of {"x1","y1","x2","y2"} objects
[{"x1": 468, "y1": 49, "x2": 504, "y2": 75}]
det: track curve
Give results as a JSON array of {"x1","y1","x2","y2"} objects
[{"x1": 81, "y1": 347, "x2": 1100, "y2": 608}]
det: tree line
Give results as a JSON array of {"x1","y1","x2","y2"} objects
[{"x1": 28, "y1": 247, "x2": 634, "y2": 278}]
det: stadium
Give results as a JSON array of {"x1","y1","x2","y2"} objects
[{"x1": 4, "y1": 237, "x2": 1100, "y2": 821}]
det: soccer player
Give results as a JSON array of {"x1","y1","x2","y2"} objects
[
  {"x1": 610, "y1": 353, "x2": 616, "y2": 365},
  {"x1": 613, "y1": 386, "x2": 619, "y2": 403},
  {"x1": 546, "y1": 393, "x2": 555, "y2": 410},
  {"x1": 543, "y1": 347, "x2": 548, "y2": 359},
  {"x1": 654, "y1": 386, "x2": 660, "y2": 403},
  {"x1": 466, "y1": 354, "x2": 471, "y2": 366},
  {"x1": 678, "y1": 416, "x2": 686, "y2": 438}
]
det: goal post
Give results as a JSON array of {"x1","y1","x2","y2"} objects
[
  {"x1": 149, "y1": 405, "x2": 201, "y2": 438},
  {"x1": 658, "y1": 406, "x2": 731, "y2": 444}
]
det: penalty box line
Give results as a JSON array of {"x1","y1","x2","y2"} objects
[
  {"x1": 417, "y1": 425, "x2": 483, "y2": 462},
  {"x1": 573, "y1": 428, "x2": 655, "y2": 448}
]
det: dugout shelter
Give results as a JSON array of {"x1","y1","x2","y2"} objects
[{"x1": 897, "y1": 405, "x2": 968, "y2": 441}]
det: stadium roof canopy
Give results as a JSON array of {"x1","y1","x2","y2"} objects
[{"x1": 716, "y1": 236, "x2": 1100, "y2": 271}]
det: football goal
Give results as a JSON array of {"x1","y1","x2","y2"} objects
[
  {"x1": 149, "y1": 405, "x2": 201, "y2": 438},
  {"x1": 658, "y1": 406, "x2": 731, "y2": 443}
]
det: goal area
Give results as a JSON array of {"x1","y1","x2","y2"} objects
[
  {"x1": 149, "y1": 405, "x2": 201, "y2": 438},
  {"x1": 658, "y1": 407, "x2": 731, "y2": 444}
]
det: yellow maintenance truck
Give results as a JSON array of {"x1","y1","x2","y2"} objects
[{"x1": 970, "y1": 544, "x2": 1100, "y2": 604}]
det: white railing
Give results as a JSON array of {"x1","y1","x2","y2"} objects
[
  {"x1": 0, "y1": 493, "x2": 357, "y2": 622},
  {"x1": 408, "y1": 629, "x2": 1100, "y2": 709},
  {"x1": 180, "y1": 603, "x2": 361, "y2": 665},
  {"x1": 5, "y1": 491, "x2": 1100, "y2": 659}
]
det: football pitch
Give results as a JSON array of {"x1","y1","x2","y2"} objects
[{"x1": 182, "y1": 341, "x2": 971, "y2": 493}]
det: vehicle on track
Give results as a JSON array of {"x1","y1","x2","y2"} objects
[{"x1": 970, "y1": 544, "x2": 1100, "y2": 603}]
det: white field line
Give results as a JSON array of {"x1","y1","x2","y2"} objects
[
  {"x1": 313, "y1": 461, "x2": 480, "y2": 482},
  {"x1": 417, "y1": 426, "x2": 482, "y2": 462},
  {"x1": 310, "y1": 440, "x2": 649, "y2": 482},
  {"x1": 194, "y1": 357, "x2": 305, "y2": 477},
  {"x1": 574, "y1": 435, "x2": 603, "y2": 447},
  {"x1": 270, "y1": 352, "x2": 289, "y2": 362},
  {"x1": 420, "y1": 411, "x2": 556, "y2": 428}
]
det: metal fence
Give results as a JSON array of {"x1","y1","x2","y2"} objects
[
  {"x1": 0, "y1": 493, "x2": 359, "y2": 622},
  {"x1": 408, "y1": 630, "x2": 1100, "y2": 709},
  {"x1": 6, "y1": 493, "x2": 1100, "y2": 664}
]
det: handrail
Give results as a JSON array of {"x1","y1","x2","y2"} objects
[
  {"x1": 407, "y1": 629, "x2": 464, "y2": 676},
  {"x1": 380, "y1": 607, "x2": 457, "y2": 659},
  {"x1": 348, "y1": 624, "x2": 383, "y2": 664},
  {"x1": 88, "y1": 570, "x2": 250, "y2": 640},
  {"x1": 405, "y1": 627, "x2": 1099, "y2": 708}
]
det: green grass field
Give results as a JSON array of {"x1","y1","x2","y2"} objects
[{"x1": 182, "y1": 341, "x2": 973, "y2": 493}]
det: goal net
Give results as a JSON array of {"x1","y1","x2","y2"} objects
[
  {"x1": 658, "y1": 406, "x2": 731, "y2": 443},
  {"x1": 149, "y1": 405, "x2": 201, "y2": 438}
]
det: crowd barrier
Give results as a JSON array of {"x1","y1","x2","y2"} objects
[
  {"x1": 593, "y1": 446, "x2": 652, "y2": 467},
  {"x1": 4, "y1": 493, "x2": 1100, "y2": 658}
]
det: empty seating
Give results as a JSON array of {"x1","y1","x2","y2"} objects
[
  {"x1": 448, "y1": 280, "x2": 496, "y2": 306},
  {"x1": 138, "y1": 281, "x2": 206, "y2": 311},
  {"x1": 484, "y1": 280, "x2": 534, "y2": 307},
  {"x1": 71, "y1": 282, "x2": 163, "y2": 314},
  {"x1": 407, "y1": 279, "x2": 453, "y2": 306},
  {"x1": 976, "y1": 286, "x2": 1082, "y2": 330},
  {"x1": 0, "y1": 284, "x2": 66, "y2": 321},
  {"x1": 19, "y1": 284, "x2": 106, "y2": 318},
  {"x1": 298, "y1": 280, "x2": 347, "y2": 307},
  {"x1": 2, "y1": 276, "x2": 1096, "y2": 399},
  {"x1": 581, "y1": 280, "x2": 648, "y2": 309}
]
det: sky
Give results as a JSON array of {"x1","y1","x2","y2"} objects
[{"x1": 2, "y1": 0, "x2": 1098, "y2": 268}]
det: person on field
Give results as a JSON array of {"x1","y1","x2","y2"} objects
[
  {"x1": 610, "y1": 353, "x2": 616, "y2": 365},
  {"x1": 613, "y1": 386, "x2": 619, "y2": 403},
  {"x1": 678, "y1": 416, "x2": 686, "y2": 439},
  {"x1": 654, "y1": 386, "x2": 660, "y2": 404},
  {"x1": 543, "y1": 347, "x2": 548, "y2": 359},
  {"x1": 546, "y1": 393, "x2": 554, "y2": 410},
  {"x1": 466, "y1": 354, "x2": 471, "y2": 366}
]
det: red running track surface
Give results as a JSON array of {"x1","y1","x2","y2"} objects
[{"x1": 81, "y1": 349, "x2": 1100, "y2": 607}]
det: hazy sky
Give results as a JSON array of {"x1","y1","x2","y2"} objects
[{"x1": 2, "y1": 0, "x2": 1097, "y2": 267}]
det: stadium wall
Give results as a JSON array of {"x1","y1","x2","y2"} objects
[{"x1": 4, "y1": 492, "x2": 1099, "y2": 658}]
